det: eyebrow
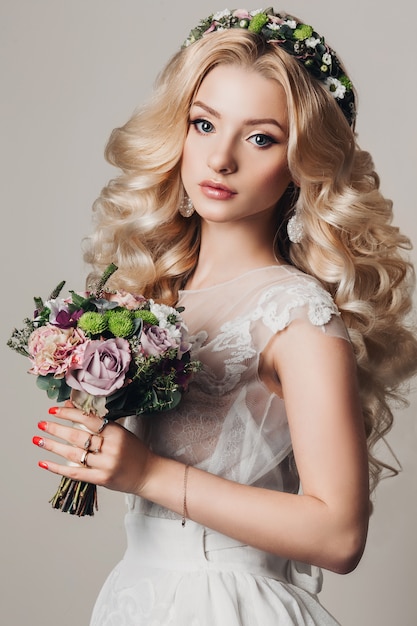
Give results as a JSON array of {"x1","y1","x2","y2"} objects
[{"x1": 191, "y1": 100, "x2": 286, "y2": 132}]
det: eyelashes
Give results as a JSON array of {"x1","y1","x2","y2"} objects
[
  {"x1": 190, "y1": 118, "x2": 278, "y2": 148},
  {"x1": 247, "y1": 134, "x2": 277, "y2": 147},
  {"x1": 190, "y1": 119, "x2": 215, "y2": 134}
]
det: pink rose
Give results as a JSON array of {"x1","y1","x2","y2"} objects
[
  {"x1": 65, "y1": 337, "x2": 131, "y2": 396},
  {"x1": 28, "y1": 326, "x2": 87, "y2": 377},
  {"x1": 140, "y1": 326, "x2": 177, "y2": 357},
  {"x1": 104, "y1": 290, "x2": 146, "y2": 310}
]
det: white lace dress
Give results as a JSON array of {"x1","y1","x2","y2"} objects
[{"x1": 90, "y1": 265, "x2": 349, "y2": 625}]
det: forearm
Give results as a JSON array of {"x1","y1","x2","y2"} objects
[{"x1": 141, "y1": 455, "x2": 369, "y2": 574}]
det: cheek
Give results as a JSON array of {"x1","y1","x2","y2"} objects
[{"x1": 261, "y1": 163, "x2": 292, "y2": 200}]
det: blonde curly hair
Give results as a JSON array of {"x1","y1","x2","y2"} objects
[{"x1": 84, "y1": 30, "x2": 417, "y2": 491}]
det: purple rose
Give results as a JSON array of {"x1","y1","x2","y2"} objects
[
  {"x1": 65, "y1": 337, "x2": 131, "y2": 396},
  {"x1": 140, "y1": 326, "x2": 177, "y2": 357}
]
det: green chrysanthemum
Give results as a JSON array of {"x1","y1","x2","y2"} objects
[
  {"x1": 293, "y1": 24, "x2": 313, "y2": 41},
  {"x1": 78, "y1": 311, "x2": 108, "y2": 336},
  {"x1": 248, "y1": 13, "x2": 268, "y2": 33},
  {"x1": 107, "y1": 309, "x2": 135, "y2": 337},
  {"x1": 339, "y1": 75, "x2": 353, "y2": 91},
  {"x1": 134, "y1": 310, "x2": 160, "y2": 326}
]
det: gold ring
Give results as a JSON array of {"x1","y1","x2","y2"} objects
[
  {"x1": 80, "y1": 450, "x2": 89, "y2": 467},
  {"x1": 90, "y1": 435, "x2": 103, "y2": 454},
  {"x1": 83, "y1": 435, "x2": 92, "y2": 450}
]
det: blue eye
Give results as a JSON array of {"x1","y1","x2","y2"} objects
[
  {"x1": 191, "y1": 119, "x2": 214, "y2": 134},
  {"x1": 248, "y1": 134, "x2": 276, "y2": 147}
]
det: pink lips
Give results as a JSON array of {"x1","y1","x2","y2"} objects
[{"x1": 199, "y1": 180, "x2": 237, "y2": 200}]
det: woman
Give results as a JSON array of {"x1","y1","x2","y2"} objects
[{"x1": 34, "y1": 9, "x2": 417, "y2": 625}]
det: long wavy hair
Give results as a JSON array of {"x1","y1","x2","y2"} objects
[{"x1": 84, "y1": 30, "x2": 417, "y2": 491}]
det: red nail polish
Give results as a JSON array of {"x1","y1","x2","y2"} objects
[
  {"x1": 33, "y1": 436, "x2": 45, "y2": 447},
  {"x1": 38, "y1": 461, "x2": 49, "y2": 470},
  {"x1": 38, "y1": 421, "x2": 47, "y2": 431},
  {"x1": 48, "y1": 406, "x2": 59, "y2": 415}
]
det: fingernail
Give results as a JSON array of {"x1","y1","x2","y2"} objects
[
  {"x1": 48, "y1": 407, "x2": 59, "y2": 415},
  {"x1": 33, "y1": 436, "x2": 45, "y2": 448},
  {"x1": 38, "y1": 461, "x2": 49, "y2": 470},
  {"x1": 38, "y1": 421, "x2": 47, "y2": 431}
]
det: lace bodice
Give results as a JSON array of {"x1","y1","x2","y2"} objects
[{"x1": 127, "y1": 265, "x2": 349, "y2": 517}]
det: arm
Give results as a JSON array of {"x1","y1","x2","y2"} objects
[
  {"x1": 36, "y1": 320, "x2": 369, "y2": 574},
  {"x1": 145, "y1": 320, "x2": 369, "y2": 573}
]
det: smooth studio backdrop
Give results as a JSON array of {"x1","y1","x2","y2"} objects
[{"x1": 1, "y1": 2, "x2": 416, "y2": 625}]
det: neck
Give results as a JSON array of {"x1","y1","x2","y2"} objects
[{"x1": 186, "y1": 216, "x2": 283, "y2": 290}]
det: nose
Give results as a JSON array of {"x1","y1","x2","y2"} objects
[{"x1": 207, "y1": 138, "x2": 237, "y2": 175}]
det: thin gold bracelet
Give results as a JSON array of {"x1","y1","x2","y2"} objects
[{"x1": 182, "y1": 464, "x2": 190, "y2": 527}]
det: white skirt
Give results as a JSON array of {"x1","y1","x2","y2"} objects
[{"x1": 90, "y1": 511, "x2": 340, "y2": 625}]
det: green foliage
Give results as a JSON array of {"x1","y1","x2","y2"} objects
[
  {"x1": 36, "y1": 374, "x2": 71, "y2": 402},
  {"x1": 7, "y1": 318, "x2": 35, "y2": 356}
]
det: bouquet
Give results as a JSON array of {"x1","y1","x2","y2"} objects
[{"x1": 8, "y1": 263, "x2": 200, "y2": 516}]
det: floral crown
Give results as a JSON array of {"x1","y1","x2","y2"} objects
[{"x1": 183, "y1": 8, "x2": 356, "y2": 127}]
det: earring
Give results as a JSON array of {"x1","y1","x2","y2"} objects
[
  {"x1": 287, "y1": 211, "x2": 304, "y2": 243},
  {"x1": 179, "y1": 193, "x2": 195, "y2": 218}
]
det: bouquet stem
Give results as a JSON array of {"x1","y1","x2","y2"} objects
[{"x1": 49, "y1": 477, "x2": 98, "y2": 516}]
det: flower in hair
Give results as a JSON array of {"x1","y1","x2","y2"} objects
[
  {"x1": 248, "y1": 12, "x2": 269, "y2": 32},
  {"x1": 213, "y1": 9, "x2": 232, "y2": 20},
  {"x1": 182, "y1": 7, "x2": 356, "y2": 126},
  {"x1": 293, "y1": 24, "x2": 313, "y2": 41},
  {"x1": 325, "y1": 77, "x2": 347, "y2": 100}
]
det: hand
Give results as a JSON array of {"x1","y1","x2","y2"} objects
[{"x1": 33, "y1": 402, "x2": 155, "y2": 496}]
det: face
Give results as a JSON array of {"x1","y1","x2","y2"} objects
[{"x1": 181, "y1": 64, "x2": 291, "y2": 226}]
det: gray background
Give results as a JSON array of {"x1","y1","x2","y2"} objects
[{"x1": 1, "y1": 1, "x2": 416, "y2": 624}]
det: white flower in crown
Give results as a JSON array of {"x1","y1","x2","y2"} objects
[
  {"x1": 250, "y1": 8, "x2": 264, "y2": 16},
  {"x1": 283, "y1": 19, "x2": 297, "y2": 29},
  {"x1": 325, "y1": 77, "x2": 347, "y2": 99},
  {"x1": 213, "y1": 9, "x2": 231, "y2": 20},
  {"x1": 322, "y1": 52, "x2": 332, "y2": 65},
  {"x1": 306, "y1": 36, "x2": 321, "y2": 48},
  {"x1": 268, "y1": 22, "x2": 280, "y2": 31}
]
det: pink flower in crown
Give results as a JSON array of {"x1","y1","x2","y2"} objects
[
  {"x1": 104, "y1": 290, "x2": 147, "y2": 310},
  {"x1": 65, "y1": 337, "x2": 131, "y2": 396},
  {"x1": 28, "y1": 326, "x2": 87, "y2": 377},
  {"x1": 233, "y1": 9, "x2": 251, "y2": 19},
  {"x1": 267, "y1": 14, "x2": 284, "y2": 25}
]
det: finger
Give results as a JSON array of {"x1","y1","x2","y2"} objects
[
  {"x1": 48, "y1": 405, "x2": 111, "y2": 435},
  {"x1": 38, "y1": 457, "x2": 103, "y2": 484},
  {"x1": 33, "y1": 435, "x2": 101, "y2": 469},
  {"x1": 37, "y1": 421, "x2": 105, "y2": 452}
]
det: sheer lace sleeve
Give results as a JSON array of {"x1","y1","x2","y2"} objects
[{"x1": 249, "y1": 267, "x2": 350, "y2": 353}]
